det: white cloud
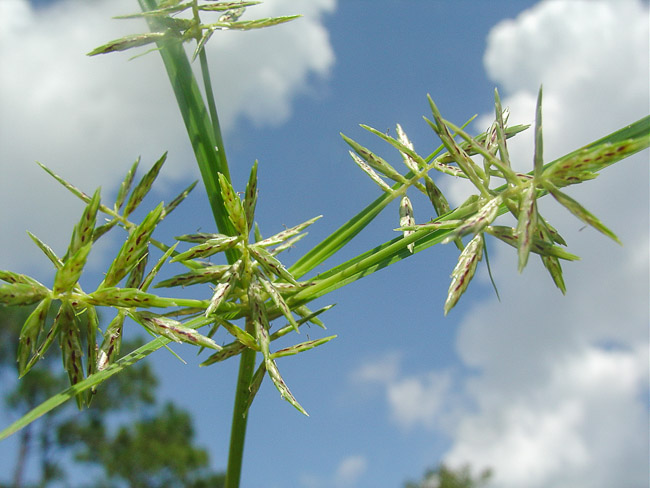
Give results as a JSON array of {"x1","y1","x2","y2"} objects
[
  {"x1": 440, "y1": 1, "x2": 649, "y2": 487},
  {"x1": 0, "y1": 0, "x2": 335, "y2": 273},
  {"x1": 299, "y1": 454, "x2": 368, "y2": 488},
  {"x1": 334, "y1": 455, "x2": 368, "y2": 487},
  {"x1": 446, "y1": 345, "x2": 648, "y2": 488},
  {"x1": 353, "y1": 353, "x2": 455, "y2": 430}
]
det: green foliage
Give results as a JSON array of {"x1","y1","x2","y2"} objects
[
  {"x1": 404, "y1": 463, "x2": 492, "y2": 488},
  {"x1": 60, "y1": 403, "x2": 223, "y2": 488},
  {"x1": 0, "y1": 305, "x2": 223, "y2": 488}
]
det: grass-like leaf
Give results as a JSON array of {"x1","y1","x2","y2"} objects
[{"x1": 1, "y1": 334, "x2": 172, "y2": 440}]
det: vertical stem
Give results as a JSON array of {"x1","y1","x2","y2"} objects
[
  {"x1": 12, "y1": 422, "x2": 31, "y2": 488},
  {"x1": 224, "y1": 317, "x2": 257, "y2": 488},
  {"x1": 198, "y1": 49, "x2": 225, "y2": 150},
  {"x1": 138, "y1": 0, "x2": 235, "y2": 241}
]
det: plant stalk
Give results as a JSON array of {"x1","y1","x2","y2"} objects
[
  {"x1": 224, "y1": 317, "x2": 257, "y2": 488},
  {"x1": 138, "y1": 0, "x2": 235, "y2": 243}
]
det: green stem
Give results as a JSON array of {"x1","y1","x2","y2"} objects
[
  {"x1": 224, "y1": 317, "x2": 257, "y2": 488},
  {"x1": 138, "y1": 0, "x2": 234, "y2": 239},
  {"x1": 198, "y1": 48, "x2": 225, "y2": 149},
  {"x1": 138, "y1": 3, "x2": 250, "y2": 485}
]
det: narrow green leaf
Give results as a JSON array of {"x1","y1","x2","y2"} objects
[
  {"x1": 2, "y1": 334, "x2": 171, "y2": 440},
  {"x1": 254, "y1": 223, "x2": 263, "y2": 243},
  {"x1": 20, "y1": 304, "x2": 64, "y2": 377}
]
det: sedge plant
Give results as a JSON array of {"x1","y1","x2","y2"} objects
[{"x1": 1, "y1": 2, "x2": 648, "y2": 487}]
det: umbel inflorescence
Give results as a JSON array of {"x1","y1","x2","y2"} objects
[{"x1": 1, "y1": 1, "x2": 647, "y2": 428}]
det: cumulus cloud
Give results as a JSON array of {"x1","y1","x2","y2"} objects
[
  {"x1": 0, "y1": 0, "x2": 335, "y2": 272},
  {"x1": 440, "y1": 1, "x2": 649, "y2": 487},
  {"x1": 351, "y1": 2, "x2": 648, "y2": 487},
  {"x1": 299, "y1": 454, "x2": 368, "y2": 488},
  {"x1": 334, "y1": 455, "x2": 368, "y2": 487},
  {"x1": 353, "y1": 353, "x2": 455, "y2": 430}
]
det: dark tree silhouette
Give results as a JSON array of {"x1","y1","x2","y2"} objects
[{"x1": 0, "y1": 304, "x2": 224, "y2": 488}]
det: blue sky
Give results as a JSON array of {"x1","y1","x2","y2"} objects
[{"x1": 0, "y1": 1, "x2": 648, "y2": 487}]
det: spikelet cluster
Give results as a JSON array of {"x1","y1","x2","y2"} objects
[
  {"x1": 1, "y1": 153, "x2": 335, "y2": 415},
  {"x1": 344, "y1": 87, "x2": 629, "y2": 314}
]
